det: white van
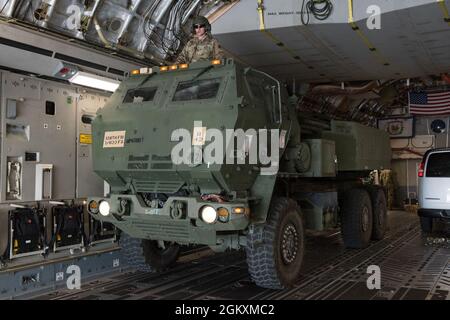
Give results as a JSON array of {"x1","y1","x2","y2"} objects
[{"x1": 418, "y1": 148, "x2": 450, "y2": 233}]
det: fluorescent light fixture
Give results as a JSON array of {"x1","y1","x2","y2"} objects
[
  {"x1": 69, "y1": 71, "x2": 120, "y2": 92},
  {"x1": 49, "y1": 201, "x2": 65, "y2": 205}
]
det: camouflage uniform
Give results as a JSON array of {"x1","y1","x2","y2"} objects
[
  {"x1": 175, "y1": 33, "x2": 224, "y2": 64},
  {"x1": 380, "y1": 169, "x2": 396, "y2": 209}
]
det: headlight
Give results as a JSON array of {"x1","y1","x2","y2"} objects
[
  {"x1": 200, "y1": 206, "x2": 217, "y2": 224},
  {"x1": 99, "y1": 201, "x2": 111, "y2": 216},
  {"x1": 88, "y1": 200, "x2": 99, "y2": 214}
]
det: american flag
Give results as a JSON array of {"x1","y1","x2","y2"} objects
[{"x1": 408, "y1": 91, "x2": 450, "y2": 115}]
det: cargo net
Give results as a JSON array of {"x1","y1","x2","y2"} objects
[
  {"x1": 50, "y1": 206, "x2": 85, "y2": 250},
  {"x1": 1, "y1": 208, "x2": 47, "y2": 262}
]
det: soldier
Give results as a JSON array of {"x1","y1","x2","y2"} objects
[{"x1": 175, "y1": 16, "x2": 224, "y2": 64}]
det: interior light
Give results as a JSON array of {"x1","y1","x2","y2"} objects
[{"x1": 69, "y1": 71, "x2": 120, "y2": 92}]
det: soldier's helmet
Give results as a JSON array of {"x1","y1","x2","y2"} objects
[{"x1": 192, "y1": 15, "x2": 211, "y2": 33}]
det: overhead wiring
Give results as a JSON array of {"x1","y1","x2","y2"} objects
[
  {"x1": 301, "y1": 0, "x2": 333, "y2": 25},
  {"x1": 143, "y1": 0, "x2": 200, "y2": 61}
]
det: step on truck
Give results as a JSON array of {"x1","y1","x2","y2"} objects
[{"x1": 87, "y1": 58, "x2": 391, "y2": 289}]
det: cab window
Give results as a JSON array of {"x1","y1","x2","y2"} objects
[
  {"x1": 123, "y1": 87, "x2": 158, "y2": 103},
  {"x1": 247, "y1": 78, "x2": 265, "y2": 103},
  {"x1": 245, "y1": 70, "x2": 281, "y2": 124},
  {"x1": 172, "y1": 78, "x2": 221, "y2": 102}
]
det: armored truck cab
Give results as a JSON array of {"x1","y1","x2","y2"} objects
[{"x1": 88, "y1": 58, "x2": 391, "y2": 289}]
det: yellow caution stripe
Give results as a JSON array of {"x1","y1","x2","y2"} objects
[
  {"x1": 256, "y1": 0, "x2": 311, "y2": 68},
  {"x1": 347, "y1": 0, "x2": 390, "y2": 66},
  {"x1": 437, "y1": 0, "x2": 450, "y2": 26}
]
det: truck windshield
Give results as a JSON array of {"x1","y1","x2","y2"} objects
[
  {"x1": 426, "y1": 152, "x2": 450, "y2": 177},
  {"x1": 172, "y1": 78, "x2": 221, "y2": 101},
  {"x1": 123, "y1": 87, "x2": 158, "y2": 103}
]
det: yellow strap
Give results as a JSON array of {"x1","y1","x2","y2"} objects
[
  {"x1": 437, "y1": 0, "x2": 450, "y2": 26},
  {"x1": 347, "y1": 0, "x2": 390, "y2": 66},
  {"x1": 256, "y1": 0, "x2": 308, "y2": 66},
  {"x1": 257, "y1": 0, "x2": 265, "y2": 30},
  {"x1": 348, "y1": 0, "x2": 355, "y2": 23}
]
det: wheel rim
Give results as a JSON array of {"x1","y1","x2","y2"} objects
[
  {"x1": 281, "y1": 223, "x2": 299, "y2": 264},
  {"x1": 362, "y1": 206, "x2": 370, "y2": 232}
]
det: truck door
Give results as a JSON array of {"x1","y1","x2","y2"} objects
[{"x1": 244, "y1": 69, "x2": 281, "y2": 128}]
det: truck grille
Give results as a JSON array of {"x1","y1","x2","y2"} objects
[
  {"x1": 131, "y1": 220, "x2": 190, "y2": 242},
  {"x1": 133, "y1": 180, "x2": 184, "y2": 193}
]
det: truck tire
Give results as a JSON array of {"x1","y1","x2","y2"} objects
[
  {"x1": 369, "y1": 187, "x2": 388, "y2": 240},
  {"x1": 141, "y1": 239, "x2": 180, "y2": 271},
  {"x1": 341, "y1": 188, "x2": 373, "y2": 248},
  {"x1": 120, "y1": 233, "x2": 180, "y2": 272},
  {"x1": 419, "y1": 217, "x2": 433, "y2": 233},
  {"x1": 246, "y1": 197, "x2": 304, "y2": 289}
]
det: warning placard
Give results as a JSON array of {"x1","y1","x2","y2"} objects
[
  {"x1": 192, "y1": 126, "x2": 207, "y2": 146},
  {"x1": 103, "y1": 131, "x2": 126, "y2": 148},
  {"x1": 79, "y1": 134, "x2": 92, "y2": 144}
]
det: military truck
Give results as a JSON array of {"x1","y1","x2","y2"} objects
[{"x1": 87, "y1": 58, "x2": 391, "y2": 289}]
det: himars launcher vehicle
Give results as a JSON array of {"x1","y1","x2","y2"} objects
[{"x1": 87, "y1": 58, "x2": 391, "y2": 289}]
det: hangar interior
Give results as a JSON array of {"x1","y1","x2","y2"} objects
[{"x1": 0, "y1": 0, "x2": 449, "y2": 300}]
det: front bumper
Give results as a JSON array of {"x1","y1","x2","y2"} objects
[
  {"x1": 418, "y1": 208, "x2": 450, "y2": 219},
  {"x1": 87, "y1": 194, "x2": 250, "y2": 246}
]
